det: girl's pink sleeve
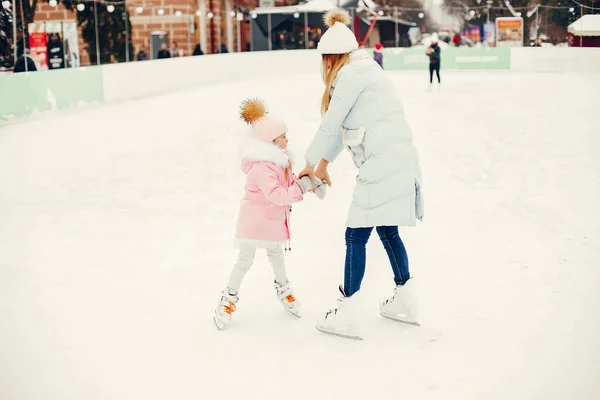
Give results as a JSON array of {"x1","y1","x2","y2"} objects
[{"x1": 250, "y1": 164, "x2": 304, "y2": 206}]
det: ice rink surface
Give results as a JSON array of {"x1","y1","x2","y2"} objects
[{"x1": 1, "y1": 70, "x2": 599, "y2": 399}]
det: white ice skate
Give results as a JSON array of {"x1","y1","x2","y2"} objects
[
  {"x1": 213, "y1": 287, "x2": 239, "y2": 330},
  {"x1": 380, "y1": 279, "x2": 420, "y2": 326},
  {"x1": 316, "y1": 286, "x2": 362, "y2": 340},
  {"x1": 274, "y1": 281, "x2": 301, "y2": 317}
]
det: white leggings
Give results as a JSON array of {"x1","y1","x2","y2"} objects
[{"x1": 227, "y1": 246, "x2": 288, "y2": 292}]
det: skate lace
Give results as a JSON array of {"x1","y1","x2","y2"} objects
[
  {"x1": 325, "y1": 298, "x2": 343, "y2": 319},
  {"x1": 276, "y1": 282, "x2": 293, "y2": 300},
  {"x1": 383, "y1": 288, "x2": 399, "y2": 305},
  {"x1": 224, "y1": 302, "x2": 236, "y2": 314},
  {"x1": 220, "y1": 288, "x2": 239, "y2": 314}
]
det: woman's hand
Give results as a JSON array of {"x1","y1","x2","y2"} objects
[
  {"x1": 315, "y1": 159, "x2": 332, "y2": 186},
  {"x1": 298, "y1": 164, "x2": 316, "y2": 183}
]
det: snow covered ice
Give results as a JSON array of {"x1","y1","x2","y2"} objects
[{"x1": 1, "y1": 70, "x2": 600, "y2": 399}]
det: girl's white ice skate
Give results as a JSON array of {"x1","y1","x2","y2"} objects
[
  {"x1": 214, "y1": 287, "x2": 239, "y2": 330},
  {"x1": 316, "y1": 286, "x2": 362, "y2": 340},
  {"x1": 274, "y1": 281, "x2": 301, "y2": 317},
  {"x1": 380, "y1": 279, "x2": 420, "y2": 326}
]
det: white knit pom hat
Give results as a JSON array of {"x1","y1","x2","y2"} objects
[{"x1": 317, "y1": 9, "x2": 359, "y2": 55}]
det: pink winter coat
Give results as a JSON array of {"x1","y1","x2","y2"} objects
[{"x1": 234, "y1": 135, "x2": 304, "y2": 248}]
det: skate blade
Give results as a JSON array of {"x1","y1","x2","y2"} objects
[
  {"x1": 285, "y1": 307, "x2": 301, "y2": 318},
  {"x1": 213, "y1": 314, "x2": 225, "y2": 330},
  {"x1": 380, "y1": 312, "x2": 420, "y2": 326},
  {"x1": 316, "y1": 325, "x2": 363, "y2": 341}
]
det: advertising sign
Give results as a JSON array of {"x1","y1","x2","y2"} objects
[
  {"x1": 28, "y1": 22, "x2": 48, "y2": 70},
  {"x1": 46, "y1": 21, "x2": 65, "y2": 69},
  {"x1": 495, "y1": 17, "x2": 524, "y2": 47}
]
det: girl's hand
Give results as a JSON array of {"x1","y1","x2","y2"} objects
[{"x1": 298, "y1": 164, "x2": 316, "y2": 183}]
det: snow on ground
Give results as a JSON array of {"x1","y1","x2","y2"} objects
[{"x1": 1, "y1": 70, "x2": 599, "y2": 400}]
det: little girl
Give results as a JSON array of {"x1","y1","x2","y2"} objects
[{"x1": 214, "y1": 99, "x2": 324, "y2": 330}]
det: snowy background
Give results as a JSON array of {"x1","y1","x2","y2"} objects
[{"x1": 1, "y1": 70, "x2": 599, "y2": 399}]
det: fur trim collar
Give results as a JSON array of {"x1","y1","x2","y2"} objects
[{"x1": 239, "y1": 133, "x2": 290, "y2": 167}]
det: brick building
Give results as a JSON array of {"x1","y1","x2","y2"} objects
[{"x1": 30, "y1": 0, "x2": 300, "y2": 67}]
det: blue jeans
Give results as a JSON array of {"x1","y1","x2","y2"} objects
[{"x1": 344, "y1": 226, "x2": 410, "y2": 297}]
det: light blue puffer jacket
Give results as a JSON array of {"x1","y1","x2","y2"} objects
[{"x1": 305, "y1": 50, "x2": 424, "y2": 228}]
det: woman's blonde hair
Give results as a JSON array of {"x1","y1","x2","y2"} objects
[{"x1": 320, "y1": 53, "x2": 350, "y2": 115}]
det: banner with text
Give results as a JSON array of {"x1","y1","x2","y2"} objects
[{"x1": 378, "y1": 47, "x2": 511, "y2": 70}]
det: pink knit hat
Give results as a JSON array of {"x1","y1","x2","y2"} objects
[{"x1": 240, "y1": 99, "x2": 287, "y2": 142}]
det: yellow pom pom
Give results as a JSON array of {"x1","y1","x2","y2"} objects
[
  {"x1": 324, "y1": 9, "x2": 351, "y2": 28},
  {"x1": 240, "y1": 99, "x2": 267, "y2": 124}
]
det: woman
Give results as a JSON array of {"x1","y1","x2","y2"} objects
[{"x1": 299, "y1": 9, "x2": 424, "y2": 340}]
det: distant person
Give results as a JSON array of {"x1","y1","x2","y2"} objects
[
  {"x1": 171, "y1": 41, "x2": 182, "y2": 57},
  {"x1": 373, "y1": 43, "x2": 383, "y2": 68},
  {"x1": 13, "y1": 50, "x2": 37, "y2": 73},
  {"x1": 220, "y1": 43, "x2": 228, "y2": 53},
  {"x1": 453, "y1": 32, "x2": 461, "y2": 47},
  {"x1": 136, "y1": 48, "x2": 149, "y2": 61},
  {"x1": 426, "y1": 33, "x2": 441, "y2": 84},
  {"x1": 193, "y1": 44, "x2": 204, "y2": 56},
  {"x1": 157, "y1": 43, "x2": 171, "y2": 59}
]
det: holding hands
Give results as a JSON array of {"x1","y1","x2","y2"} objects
[
  {"x1": 299, "y1": 159, "x2": 332, "y2": 187},
  {"x1": 296, "y1": 175, "x2": 327, "y2": 200}
]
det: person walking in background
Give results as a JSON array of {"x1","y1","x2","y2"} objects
[
  {"x1": 171, "y1": 41, "x2": 183, "y2": 57},
  {"x1": 193, "y1": 44, "x2": 204, "y2": 56},
  {"x1": 453, "y1": 32, "x2": 461, "y2": 47},
  {"x1": 157, "y1": 43, "x2": 171, "y2": 59},
  {"x1": 373, "y1": 43, "x2": 383, "y2": 68},
  {"x1": 426, "y1": 33, "x2": 441, "y2": 84},
  {"x1": 13, "y1": 49, "x2": 37, "y2": 73},
  {"x1": 136, "y1": 47, "x2": 149, "y2": 61}
]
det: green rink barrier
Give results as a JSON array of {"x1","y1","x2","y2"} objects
[
  {"x1": 368, "y1": 47, "x2": 511, "y2": 70},
  {"x1": 6, "y1": 47, "x2": 581, "y2": 124},
  {"x1": 0, "y1": 67, "x2": 104, "y2": 122}
]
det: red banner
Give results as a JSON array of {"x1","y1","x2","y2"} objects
[{"x1": 28, "y1": 22, "x2": 48, "y2": 70}]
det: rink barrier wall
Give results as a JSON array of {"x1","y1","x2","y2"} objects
[
  {"x1": 1, "y1": 48, "x2": 599, "y2": 123},
  {"x1": 509, "y1": 47, "x2": 600, "y2": 73},
  {"x1": 0, "y1": 67, "x2": 104, "y2": 123},
  {"x1": 373, "y1": 47, "x2": 512, "y2": 70},
  {"x1": 100, "y1": 50, "x2": 321, "y2": 103}
]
